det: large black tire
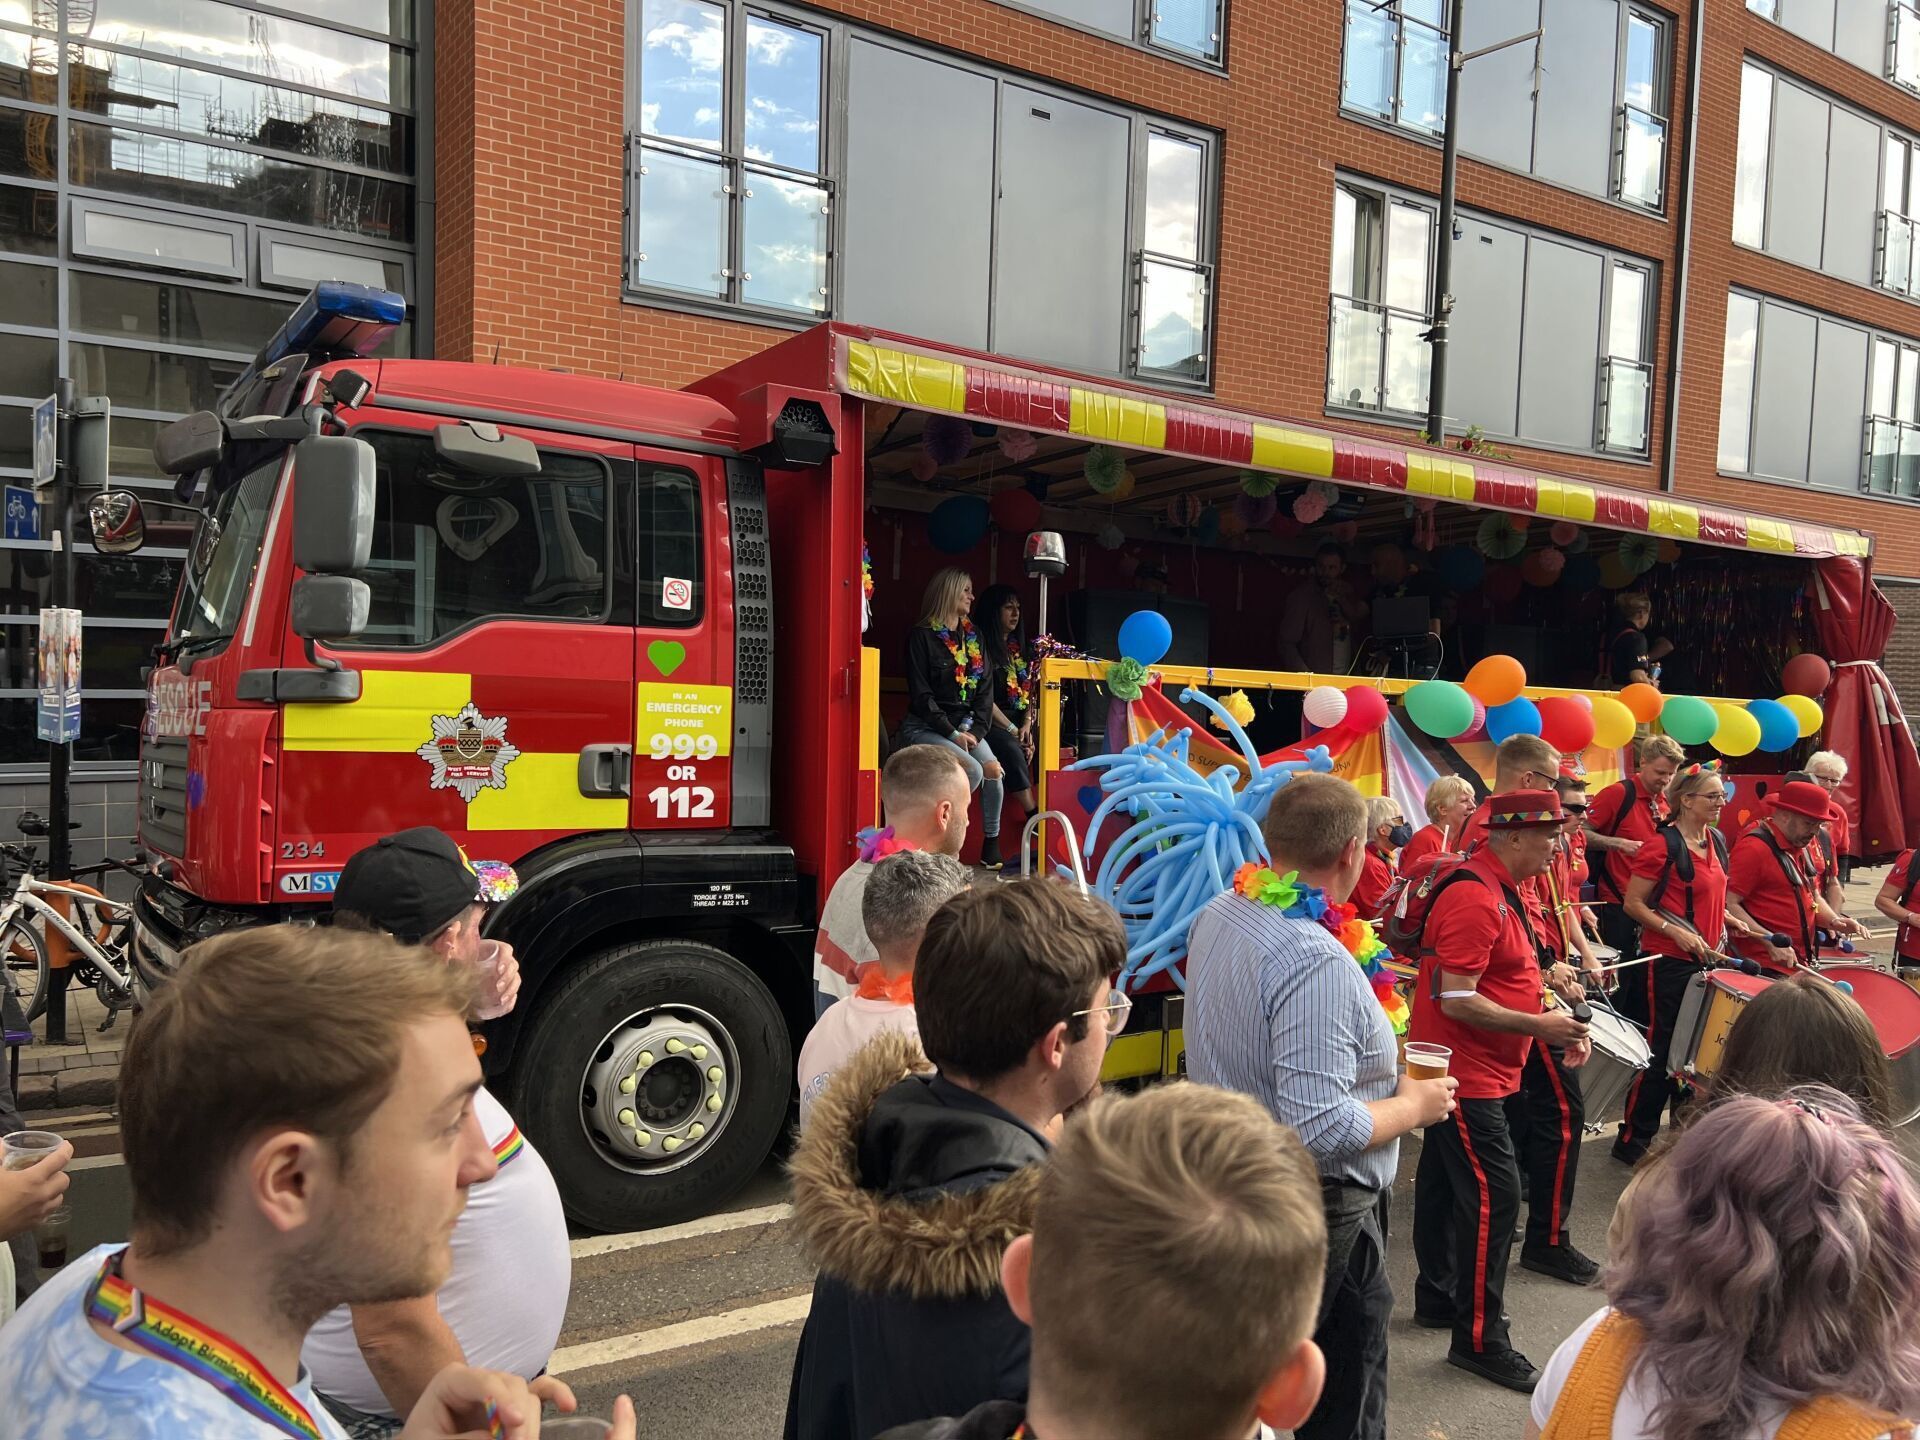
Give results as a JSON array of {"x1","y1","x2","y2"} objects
[
  {"x1": 508, "y1": 938, "x2": 793, "y2": 1233},
  {"x1": 2, "y1": 918, "x2": 48, "y2": 1024}
]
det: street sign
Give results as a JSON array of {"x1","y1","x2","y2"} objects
[
  {"x1": 30, "y1": 394, "x2": 56, "y2": 489},
  {"x1": 2, "y1": 485, "x2": 37, "y2": 541},
  {"x1": 36, "y1": 607, "x2": 81, "y2": 744}
]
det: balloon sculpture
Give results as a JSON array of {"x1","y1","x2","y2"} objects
[{"x1": 1070, "y1": 688, "x2": 1332, "y2": 995}]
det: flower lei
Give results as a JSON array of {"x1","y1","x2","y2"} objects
[
  {"x1": 855, "y1": 825, "x2": 914, "y2": 864},
  {"x1": 1003, "y1": 641, "x2": 1032, "y2": 714},
  {"x1": 861, "y1": 541, "x2": 874, "y2": 606},
  {"x1": 935, "y1": 618, "x2": 986, "y2": 702},
  {"x1": 1232, "y1": 864, "x2": 1410, "y2": 1034}
]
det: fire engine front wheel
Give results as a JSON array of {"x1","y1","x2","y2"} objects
[{"x1": 509, "y1": 938, "x2": 792, "y2": 1233}]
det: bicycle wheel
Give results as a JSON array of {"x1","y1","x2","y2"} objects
[{"x1": 1, "y1": 917, "x2": 48, "y2": 1025}]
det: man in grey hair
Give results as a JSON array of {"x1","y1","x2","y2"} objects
[{"x1": 797, "y1": 850, "x2": 970, "y2": 1131}]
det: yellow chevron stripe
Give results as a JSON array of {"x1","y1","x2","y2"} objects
[
  {"x1": 1746, "y1": 518, "x2": 1796, "y2": 553},
  {"x1": 1250, "y1": 423, "x2": 1334, "y2": 478},
  {"x1": 1068, "y1": 388, "x2": 1167, "y2": 448},
  {"x1": 844, "y1": 341, "x2": 967, "y2": 413},
  {"x1": 1647, "y1": 500, "x2": 1701, "y2": 540},
  {"x1": 1533, "y1": 478, "x2": 1597, "y2": 522},
  {"x1": 1406, "y1": 452, "x2": 1476, "y2": 501}
]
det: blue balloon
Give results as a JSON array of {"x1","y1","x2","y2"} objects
[
  {"x1": 1747, "y1": 698, "x2": 1799, "y2": 754},
  {"x1": 1117, "y1": 609, "x2": 1173, "y2": 666},
  {"x1": 927, "y1": 496, "x2": 989, "y2": 555},
  {"x1": 1484, "y1": 696, "x2": 1543, "y2": 744}
]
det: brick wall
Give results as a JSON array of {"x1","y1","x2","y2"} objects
[
  {"x1": 436, "y1": 0, "x2": 1920, "y2": 581},
  {"x1": 1884, "y1": 580, "x2": 1920, "y2": 717}
]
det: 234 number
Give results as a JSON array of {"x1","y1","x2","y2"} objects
[
  {"x1": 280, "y1": 841, "x2": 325, "y2": 859},
  {"x1": 647, "y1": 785, "x2": 715, "y2": 820}
]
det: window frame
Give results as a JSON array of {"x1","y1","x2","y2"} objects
[
  {"x1": 1596, "y1": 258, "x2": 1655, "y2": 454},
  {"x1": 1337, "y1": 0, "x2": 1448, "y2": 139},
  {"x1": 1326, "y1": 182, "x2": 1436, "y2": 418},
  {"x1": 69, "y1": 197, "x2": 246, "y2": 281},
  {"x1": 342, "y1": 426, "x2": 623, "y2": 653},
  {"x1": 1610, "y1": 6, "x2": 1670, "y2": 210},
  {"x1": 1129, "y1": 122, "x2": 1220, "y2": 389}
]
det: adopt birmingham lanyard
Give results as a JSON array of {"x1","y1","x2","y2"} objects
[{"x1": 84, "y1": 1248, "x2": 325, "y2": 1440}]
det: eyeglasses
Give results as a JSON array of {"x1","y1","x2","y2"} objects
[
  {"x1": 1690, "y1": 790, "x2": 1727, "y2": 804},
  {"x1": 1072, "y1": 988, "x2": 1133, "y2": 1037}
]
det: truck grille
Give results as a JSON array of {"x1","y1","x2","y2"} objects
[{"x1": 140, "y1": 736, "x2": 191, "y2": 857}]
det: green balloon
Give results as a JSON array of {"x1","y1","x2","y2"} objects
[
  {"x1": 1659, "y1": 694, "x2": 1717, "y2": 746},
  {"x1": 1405, "y1": 680, "x2": 1476, "y2": 739}
]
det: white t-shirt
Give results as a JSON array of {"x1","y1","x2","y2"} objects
[
  {"x1": 302, "y1": 1086, "x2": 571, "y2": 1417},
  {"x1": 812, "y1": 858, "x2": 878, "y2": 1005},
  {"x1": 797, "y1": 995, "x2": 920, "y2": 1132},
  {"x1": 1532, "y1": 1307, "x2": 1897, "y2": 1440},
  {"x1": 0, "y1": 1242, "x2": 350, "y2": 1440}
]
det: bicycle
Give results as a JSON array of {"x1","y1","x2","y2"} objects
[{"x1": 0, "y1": 835, "x2": 144, "y2": 1032}]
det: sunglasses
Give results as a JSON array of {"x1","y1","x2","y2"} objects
[
  {"x1": 1561, "y1": 803, "x2": 1589, "y2": 816},
  {"x1": 1072, "y1": 988, "x2": 1133, "y2": 1037}
]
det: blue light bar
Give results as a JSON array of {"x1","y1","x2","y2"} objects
[{"x1": 254, "y1": 282, "x2": 406, "y2": 371}]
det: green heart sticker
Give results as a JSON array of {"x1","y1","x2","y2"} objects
[{"x1": 647, "y1": 640, "x2": 687, "y2": 677}]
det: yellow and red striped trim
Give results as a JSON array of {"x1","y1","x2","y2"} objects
[{"x1": 836, "y1": 336, "x2": 1873, "y2": 562}]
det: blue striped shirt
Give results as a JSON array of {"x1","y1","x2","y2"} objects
[{"x1": 1185, "y1": 889, "x2": 1401, "y2": 1190}]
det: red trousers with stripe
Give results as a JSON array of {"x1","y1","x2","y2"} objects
[
  {"x1": 1413, "y1": 1096, "x2": 1521, "y2": 1355},
  {"x1": 1505, "y1": 1042, "x2": 1584, "y2": 1249}
]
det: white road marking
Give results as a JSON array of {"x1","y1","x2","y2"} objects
[
  {"x1": 549, "y1": 1294, "x2": 811, "y2": 1374},
  {"x1": 568, "y1": 1202, "x2": 792, "y2": 1259},
  {"x1": 69, "y1": 1152, "x2": 126, "y2": 1173}
]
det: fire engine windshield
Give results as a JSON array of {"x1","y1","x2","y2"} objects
[{"x1": 168, "y1": 458, "x2": 280, "y2": 650}]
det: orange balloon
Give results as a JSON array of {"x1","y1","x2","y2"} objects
[
  {"x1": 1464, "y1": 655, "x2": 1527, "y2": 707},
  {"x1": 1618, "y1": 682, "x2": 1664, "y2": 724}
]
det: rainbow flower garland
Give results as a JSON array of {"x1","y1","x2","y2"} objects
[
  {"x1": 1003, "y1": 641, "x2": 1032, "y2": 714},
  {"x1": 861, "y1": 541, "x2": 874, "y2": 608},
  {"x1": 1232, "y1": 863, "x2": 1410, "y2": 1034},
  {"x1": 936, "y1": 618, "x2": 986, "y2": 702}
]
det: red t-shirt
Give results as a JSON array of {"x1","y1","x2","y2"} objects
[
  {"x1": 1828, "y1": 802, "x2": 1850, "y2": 859},
  {"x1": 1629, "y1": 830, "x2": 1728, "y2": 959},
  {"x1": 1461, "y1": 800, "x2": 1553, "y2": 945},
  {"x1": 1352, "y1": 846, "x2": 1395, "y2": 920},
  {"x1": 1587, "y1": 778, "x2": 1667, "y2": 899},
  {"x1": 1398, "y1": 823, "x2": 1448, "y2": 878},
  {"x1": 1566, "y1": 828, "x2": 1590, "y2": 889},
  {"x1": 1536, "y1": 843, "x2": 1585, "y2": 959},
  {"x1": 1888, "y1": 850, "x2": 1920, "y2": 964},
  {"x1": 1726, "y1": 824, "x2": 1818, "y2": 971},
  {"x1": 1407, "y1": 848, "x2": 1543, "y2": 1099}
]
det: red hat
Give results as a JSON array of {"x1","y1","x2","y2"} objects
[
  {"x1": 1772, "y1": 780, "x2": 1831, "y2": 822},
  {"x1": 1487, "y1": 789, "x2": 1566, "y2": 829},
  {"x1": 1557, "y1": 758, "x2": 1587, "y2": 780}
]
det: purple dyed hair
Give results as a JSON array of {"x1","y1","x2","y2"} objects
[{"x1": 1607, "y1": 1086, "x2": 1920, "y2": 1440}]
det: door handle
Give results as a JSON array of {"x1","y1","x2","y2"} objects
[{"x1": 578, "y1": 744, "x2": 633, "y2": 800}]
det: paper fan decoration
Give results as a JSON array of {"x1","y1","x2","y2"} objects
[
  {"x1": 1109, "y1": 469, "x2": 1137, "y2": 502},
  {"x1": 1217, "y1": 509, "x2": 1248, "y2": 540},
  {"x1": 1475, "y1": 512, "x2": 1526, "y2": 560},
  {"x1": 1096, "y1": 522, "x2": 1126, "y2": 550},
  {"x1": 922, "y1": 414, "x2": 974, "y2": 467},
  {"x1": 909, "y1": 452, "x2": 938, "y2": 483},
  {"x1": 998, "y1": 429, "x2": 1039, "y2": 463},
  {"x1": 1239, "y1": 470, "x2": 1279, "y2": 498},
  {"x1": 1293, "y1": 490, "x2": 1330, "y2": 525},
  {"x1": 1549, "y1": 521, "x2": 1580, "y2": 547},
  {"x1": 1306, "y1": 480, "x2": 1342, "y2": 506},
  {"x1": 1085, "y1": 446, "x2": 1127, "y2": 494},
  {"x1": 1619, "y1": 534, "x2": 1660, "y2": 575},
  {"x1": 1235, "y1": 493, "x2": 1277, "y2": 528},
  {"x1": 1166, "y1": 493, "x2": 1204, "y2": 529}
]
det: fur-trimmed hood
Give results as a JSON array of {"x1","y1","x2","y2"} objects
[{"x1": 788, "y1": 1031, "x2": 1047, "y2": 1301}]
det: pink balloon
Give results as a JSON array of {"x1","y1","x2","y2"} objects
[
  {"x1": 1462, "y1": 696, "x2": 1488, "y2": 741},
  {"x1": 1342, "y1": 685, "x2": 1390, "y2": 733}
]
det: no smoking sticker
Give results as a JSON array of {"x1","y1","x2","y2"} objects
[{"x1": 662, "y1": 576, "x2": 692, "y2": 611}]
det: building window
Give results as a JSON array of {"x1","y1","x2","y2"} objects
[
  {"x1": 1329, "y1": 176, "x2": 1657, "y2": 457},
  {"x1": 628, "y1": 0, "x2": 831, "y2": 316},
  {"x1": 1896, "y1": 2, "x2": 1920, "y2": 94},
  {"x1": 1327, "y1": 184, "x2": 1434, "y2": 416},
  {"x1": 1612, "y1": 9, "x2": 1667, "y2": 209},
  {"x1": 1146, "y1": 0, "x2": 1225, "y2": 63},
  {"x1": 1340, "y1": 0, "x2": 1447, "y2": 137},
  {"x1": 1134, "y1": 129, "x2": 1213, "y2": 384},
  {"x1": 1718, "y1": 288, "x2": 1920, "y2": 497}
]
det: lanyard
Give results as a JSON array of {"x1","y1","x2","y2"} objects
[{"x1": 84, "y1": 1248, "x2": 324, "y2": 1440}]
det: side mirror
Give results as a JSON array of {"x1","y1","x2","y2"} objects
[
  {"x1": 291, "y1": 434, "x2": 375, "y2": 573},
  {"x1": 154, "y1": 411, "x2": 223, "y2": 476},
  {"x1": 88, "y1": 491, "x2": 146, "y2": 554},
  {"x1": 433, "y1": 421, "x2": 541, "y2": 477},
  {"x1": 290, "y1": 574, "x2": 369, "y2": 642}
]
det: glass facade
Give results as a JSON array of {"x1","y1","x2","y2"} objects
[{"x1": 0, "y1": 0, "x2": 421, "y2": 769}]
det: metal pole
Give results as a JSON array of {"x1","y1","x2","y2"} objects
[
  {"x1": 43, "y1": 377, "x2": 74, "y2": 1044},
  {"x1": 1424, "y1": 0, "x2": 1468, "y2": 450}
]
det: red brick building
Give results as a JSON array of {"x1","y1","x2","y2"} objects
[{"x1": 431, "y1": 0, "x2": 1920, "y2": 691}]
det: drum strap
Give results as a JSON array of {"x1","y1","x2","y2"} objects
[
  {"x1": 1750, "y1": 824, "x2": 1818, "y2": 961},
  {"x1": 1543, "y1": 1312, "x2": 1914, "y2": 1440}
]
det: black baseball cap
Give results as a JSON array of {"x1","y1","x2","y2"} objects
[{"x1": 332, "y1": 827, "x2": 519, "y2": 944}]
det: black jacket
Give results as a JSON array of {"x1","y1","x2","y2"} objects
[
  {"x1": 905, "y1": 624, "x2": 993, "y2": 739},
  {"x1": 783, "y1": 1033, "x2": 1048, "y2": 1440},
  {"x1": 876, "y1": 1400, "x2": 1027, "y2": 1440}
]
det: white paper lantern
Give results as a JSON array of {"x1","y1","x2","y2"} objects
[{"x1": 1303, "y1": 685, "x2": 1349, "y2": 729}]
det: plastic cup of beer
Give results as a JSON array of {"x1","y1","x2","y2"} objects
[
  {"x1": 1404, "y1": 1043, "x2": 1452, "y2": 1081},
  {"x1": 34, "y1": 1204, "x2": 71, "y2": 1272},
  {"x1": 540, "y1": 1420, "x2": 614, "y2": 1438},
  {"x1": 1, "y1": 1131, "x2": 62, "y2": 1172}
]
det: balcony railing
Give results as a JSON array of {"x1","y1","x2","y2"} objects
[
  {"x1": 1327, "y1": 294, "x2": 1431, "y2": 417},
  {"x1": 1876, "y1": 210, "x2": 1920, "y2": 299},
  {"x1": 1746, "y1": 0, "x2": 1778, "y2": 17},
  {"x1": 1134, "y1": 252, "x2": 1213, "y2": 385},
  {"x1": 1612, "y1": 103, "x2": 1666, "y2": 211},
  {"x1": 1863, "y1": 415, "x2": 1920, "y2": 496},
  {"x1": 1597, "y1": 356, "x2": 1652, "y2": 454},
  {"x1": 1891, "y1": 1, "x2": 1920, "y2": 95},
  {"x1": 1341, "y1": 1, "x2": 1448, "y2": 137}
]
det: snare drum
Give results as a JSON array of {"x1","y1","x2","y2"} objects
[
  {"x1": 1579, "y1": 1001, "x2": 1653, "y2": 1125},
  {"x1": 1816, "y1": 965, "x2": 1920, "y2": 1126},
  {"x1": 1669, "y1": 970, "x2": 1774, "y2": 1081}
]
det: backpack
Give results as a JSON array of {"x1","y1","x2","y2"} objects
[
  {"x1": 1382, "y1": 842, "x2": 1536, "y2": 972},
  {"x1": 1645, "y1": 824, "x2": 1728, "y2": 937},
  {"x1": 1590, "y1": 778, "x2": 1644, "y2": 901}
]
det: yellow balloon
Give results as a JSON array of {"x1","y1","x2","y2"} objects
[
  {"x1": 1589, "y1": 695, "x2": 1638, "y2": 750},
  {"x1": 1711, "y1": 704, "x2": 1761, "y2": 758},
  {"x1": 1778, "y1": 692, "x2": 1824, "y2": 739}
]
